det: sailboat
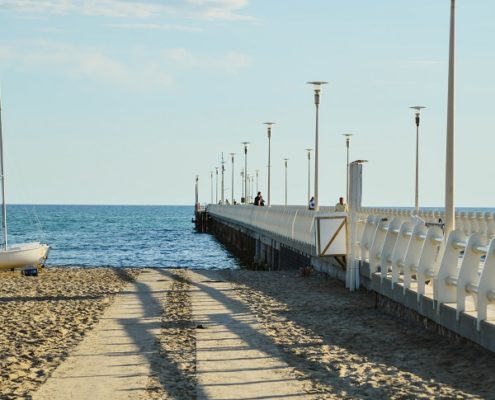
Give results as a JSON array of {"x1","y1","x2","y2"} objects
[{"x1": 0, "y1": 95, "x2": 49, "y2": 271}]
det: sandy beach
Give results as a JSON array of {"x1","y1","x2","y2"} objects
[
  {"x1": 0, "y1": 267, "x2": 141, "y2": 399},
  {"x1": 2, "y1": 267, "x2": 495, "y2": 399}
]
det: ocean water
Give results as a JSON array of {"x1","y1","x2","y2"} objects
[{"x1": 5, "y1": 205, "x2": 241, "y2": 269}]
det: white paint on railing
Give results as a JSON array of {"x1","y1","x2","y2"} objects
[
  {"x1": 416, "y1": 226, "x2": 443, "y2": 300},
  {"x1": 456, "y1": 233, "x2": 486, "y2": 318},
  {"x1": 391, "y1": 221, "x2": 413, "y2": 288},
  {"x1": 368, "y1": 219, "x2": 389, "y2": 276},
  {"x1": 379, "y1": 218, "x2": 401, "y2": 281},
  {"x1": 359, "y1": 215, "x2": 379, "y2": 262},
  {"x1": 402, "y1": 223, "x2": 427, "y2": 294}
]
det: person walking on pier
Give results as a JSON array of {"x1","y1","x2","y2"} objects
[
  {"x1": 335, "y1": 197, "x2": 346, "y2": 212},
  {"x1": 254, "y1": 192, "x2": 265, "y2": 206},
  {"x1": 308, "y1": 196, "x2": 315, "y2": 210}
]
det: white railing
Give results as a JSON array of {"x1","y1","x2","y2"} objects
[
  {"x1": 359, "y1": 207, "x2": 495, "y2": 240},
  {"x1": 207, "y1": 204, "x2": 335, "y2": 248},
  {"x1": 358, "y1": 211, "x2": 495, "y2": 330}
]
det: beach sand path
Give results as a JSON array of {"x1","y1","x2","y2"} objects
[
  {"x1": 189, "y1": 270, "x2": 310, "y2": 399},
  {"x1": 32, "y1": 269, "x2": 168, "y2": 400}
]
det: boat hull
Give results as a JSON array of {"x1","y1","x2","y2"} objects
[{"x1": 0, "y1": 242, "x2": 50, "y2": 270}]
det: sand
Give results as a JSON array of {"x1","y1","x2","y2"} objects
[
  {"x1": 0, "y1": 267, "x2": 141, "y2": 399},
  {"x1": 2, "y1": 267, "x2": 495, "y2": 399}
]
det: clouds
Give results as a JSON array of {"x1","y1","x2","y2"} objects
[
  {"x1": 0, "y1": 41, "x2": 250, "y2": 89},
  {"x1": 0, "y1": 0, "x2": 255, "y2": 21},
  {"x1": 0, "y1": 1, "x2": 254, "y2": 89},
  {"x1": 164, "y1": 48, "x2": 251, "y2": 74},
  {"x1": 0, "y1": 41, "x2": 172, "y2": 90},
  {"x1": 104, "y1": 23, "x2": 203, "y2": 32},
  {"x1": 0, "y1": 0, "x2": 170, "y2": 18}
]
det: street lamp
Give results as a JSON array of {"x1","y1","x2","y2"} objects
[
  {"x1": 342, "y1": 134, "x2": 353, "y2": 205},
  {"x1": 210, "y1": 171, "x2": 213, "y2": 204},
  {"x1": 250, "y1": 175, "x2": 254, "y2": 202},
  {"x1": 263, "y1": 122, "x2": 275, "y2": 207},
  {"x1": 241, "y1": 142, "x2": 250, "y2": 204},
  {"x1": 409, "y1": 106, "x2": 426, "y2": 213},
  {"x1": 240, "y1": 169, "x2": 245, "y2": 201},
  {"x1": 221, "y1": 153, "x2": 225, "y2": 204},
  {"x1": 445, "y1": 0, "x2": 456, "y2": 234},
  {"x1": 284, "y1": 158, "x2": 289, "y2": 206},
  {"x1": 195, "y1": 175, "x2": 199, "y2": 206},
  {"x1": 229, "y1": 153, "x2": 235, "y2": 204},
  {"x1": 255, "y1": 169, "x2": 259, "y2": 194},
  {"x1": 215, "y1": 167, "x2": 219, "y2": 204},
  {"x1": 307, "y1": 81, "x2": 328, "y2": 211},
  {"x1": 305, "y1": 148, "x2": 312, "y2": 203}
]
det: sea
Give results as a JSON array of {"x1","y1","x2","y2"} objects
[{"x1": 6, "y1": 205, "x2": 241, "y2": 269}]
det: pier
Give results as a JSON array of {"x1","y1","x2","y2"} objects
[{"x1": 205, "y1": 161, "x2": 495, "y2": 354}]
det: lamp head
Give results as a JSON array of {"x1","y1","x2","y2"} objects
[
  {"x1": 410, "y1": 106, "x2": 426, "y2": 127},
  {"x1": 307, "y1": 81, "x2": 328, "y2": 92},
  {"x1": 307, "y1": 81, "x2": 328, "y2": 105},
  {"x1": 410, "y1": 106, "x2": 426, "y2": 113}
]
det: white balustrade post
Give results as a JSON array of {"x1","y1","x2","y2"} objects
[{"x1": 347, "y1": 161, "x2": 364, "y2": 290}]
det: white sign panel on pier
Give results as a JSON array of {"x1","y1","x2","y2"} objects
[{"x1": 316, "y1": 215, "x2": 347, "y2": 256}]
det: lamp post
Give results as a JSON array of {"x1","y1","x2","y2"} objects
[
  {"x1": 210, "y1": 171, "x2": 213, "y2": 204},
  {"x1": 284, "y1": 158, "x2": 289, "y2": 206},
  {"x1": 215, "y1": 167, "x2": 219, "y2": 204},
  {"x1": 305, "y1": 148, "x2": 312, "y2": 203},
  {"x1": 195, "y1": 175, "x2": 199, "y2": 206},
  {"x1": 240, "y1": 169, "x2": 245, "y2": 201},
  {"x1": 241, "y1": 142, "x2": 250, "y2": 204},
  {"x1": 229, "y1": 153, "x2": 235, "y2": 204},
  {"x1": 250, "y1": 175, "x2": 254, "y2": 202},
  {"x1": 445, "y1": 0, "x2": 456, "y2": 234},
  {"x1": 255, "y1": 169, "x2": 259, "y2": 194},
  {"x1": 263, "y1": 122, "x2": 275, "y2": 207},
  {"x1": 221, "y1": 153, "x2": 225, "y2": 204},
  {"x1": 409, "y1": 107, "x2": 426, "y2": 213},
  {"x1": 342, "y1": 134, "x2": 353, "y2": 205},
  {"x1": 307, "y1": 81, "x2": 328, "y2": 212}
]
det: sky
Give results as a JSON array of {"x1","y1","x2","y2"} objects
[{"x1": 0, "y1": 0, "x2": 494, "y2": 207}]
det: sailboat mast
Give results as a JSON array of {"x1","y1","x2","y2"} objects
[{"x1": 0, "y1": 96, "x2": 8, "y2": 250}]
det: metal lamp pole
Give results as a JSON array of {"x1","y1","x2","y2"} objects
[
  {"x1": 263, "y1": 122, "x2": 275, "y2": 207},
  {"x1": 307, "y1": 81, "x2": 328, "y2": 212},
  {"x1": 250, "y1": 175, "x2": 254, "y2": 202},
  {"x1": 445, "y1": 0, "x2": 456, "y2": 234},
  {"x1": 255, "y1": 169, "x2": 259, "y2": 194},
  {"x1": 221, "y1": 153, "x2": 225, "y2": 204},
  {"x1": 342, "y1": 134, "x2": 353, "y2": 205},
  {"x1": 229, "y1": 153, "x2": 235, "y2": 204},
  {"x1": 284, "y1": 158, "x2": 289, "y2": 206},
  {"x1": 210, "y1": 171, "x2": 213, "y2": 204},
  {"x1": 410, "y1": 106, "x2": 426, "y2": 213},
  {"x1": 241, "y1": 142, "x2": 250, "y2": 204},
  {"x1": 215, "y1": 167, "x2": 219, "y2": 204},
  {"x1": 305, "y1": 148, "x2": 312, "y2": 203},
  {"x1": 195, "y1": 175, "x2": 199, "y2": 206},
  {"x1": 240, "y1": 169, "x2": 244, "y2": 201}
]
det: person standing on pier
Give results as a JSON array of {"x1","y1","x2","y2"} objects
[
  {"x1": 308, "y1": 196, "x2": 315, "y2": 210},
  {"x1": 335, "y1": 197, "x2": 346, "y2": 212},
  {"x1": 254, "y1": 192, "x2": 264, "y2": 206}
]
